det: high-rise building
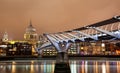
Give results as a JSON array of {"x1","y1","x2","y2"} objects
[{"x1": 24, "y1": 21, "x2": 38, "y2": 42}]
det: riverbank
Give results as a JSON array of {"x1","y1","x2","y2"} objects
[{"x1": 1, "y1": 55, "x2": 120, "y2": 61}]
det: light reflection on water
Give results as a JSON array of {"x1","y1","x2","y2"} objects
[{"x1": 0, "y1": 60, "x2": 120, "y2": 73}]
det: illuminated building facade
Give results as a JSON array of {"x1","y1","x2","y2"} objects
[
  {"x1": 42, "y1": 47, "x2": 57, "y2": 57},
  {"x1": 6, "y1": 42, "x2": 32, "y2": 56},
  {"x1": 38, "y1": 35, "x2": 57, "y2": 57},
  {"x1": 68, "y1": 43, "x2": 78, "y2": 55},
  {"x1": 0, "y1": 43, "x2": 7, "y2": 56},
  {"x1": 0, "y1": 32, "x2": 9, "y2": 56},
  {"x1": 67, "y1": 41, "x2": 120, "y2": 56},
  {"x1": 0, "y1": 41, "x2": 32, "y2": 56},
  {"x1": 2, "y1": 32, "x2": 9, "y2": 42}
]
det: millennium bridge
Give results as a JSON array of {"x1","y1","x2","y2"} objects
[{"x1": 36, "y1": 15, "x2": 120, "y2": 62}]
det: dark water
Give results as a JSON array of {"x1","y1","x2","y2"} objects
[{"x1": 0, "y1": 59, "x2": 120, "y2": 73}]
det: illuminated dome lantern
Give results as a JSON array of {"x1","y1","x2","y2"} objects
[{"x1": 24, "y1": 21, "x2": 38, "y2": 42}]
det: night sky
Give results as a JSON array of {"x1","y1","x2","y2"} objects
[{"x1": 0, "y1": 0, "x2": 120, "y2": 40}]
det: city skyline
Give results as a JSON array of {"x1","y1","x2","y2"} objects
[{"x1": 0, "y1": 0, "x2": 120, "y2": 40}]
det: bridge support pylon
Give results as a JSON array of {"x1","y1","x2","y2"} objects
[{"x1": 44, "y1": 34, "x2": 72, "y2": 63}]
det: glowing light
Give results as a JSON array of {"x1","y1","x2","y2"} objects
[
  {"x1": 31, "y1": 61, "x2": 34, "y2": 64},
  {"x1": 102, "y1": 63, "x2": 106, "y2": 73},
  {"x1": 70, "y1": 61, "x2": 77, "y2": 73},
  {"x1": 10, "y1": 41, "x2": 15, "y2": 44},
  {"x1": 101, "y1": 43, "x2": 105, "y2": 47},
  {"x1": 12, "y1": 61, "x2": 16, "y2": 65},
  {"x1": 85, "y1": 61, "x2": 88, "y2": 73},
  {"x1": 30, "y1": 64, "x2": 34, "y2": 73},
  {"x1": 12, "y1": 62, "x2": 16, "y2": 73},
  {"x1": 81, "y1": 47, "x2": 84, "y2": 50},
  {"x1": 0, "y1": 45, "x2": 7, "y2": 48}
]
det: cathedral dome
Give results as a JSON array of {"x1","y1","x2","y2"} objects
[
  {"x1": 24, "y1": 21, "x2": 38, "y2": 42},
  {"x1": 26, "y1": 21, "x2": 36, "y2": 33}
]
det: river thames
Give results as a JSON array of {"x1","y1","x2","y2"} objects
[{"x1": 0, "y1": 58, "x2": 120, "y2": 73}]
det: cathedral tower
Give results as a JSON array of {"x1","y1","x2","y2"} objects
[{"x1": 2, "y1": 32, "x2": 8, "y2": 42}]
